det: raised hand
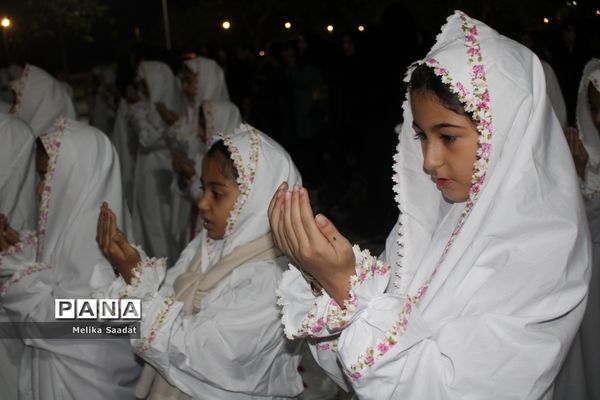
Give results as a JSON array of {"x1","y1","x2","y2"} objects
[
  {"x1": 172, "y1": 151, "x2": 196, "y2": 181},
  {"x1": 0, "y1": 214, "x2": 20, "y2": 252},
  {"x1": 565, "y1": 127, "x2": 588, "y2": 179},
  {"x1": 268, "y1": 183, "x2": 355, "y2": 305},
  {"x1": 96, "y1": 202, "x2": 140, "y2": 284},
  {"x1": 155, "y1": 102, "x2": 180, "y2": 126}
]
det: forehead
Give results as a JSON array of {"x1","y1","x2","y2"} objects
[{"x1": 201, "y1": 152, "x2": 236, "y2": 183}]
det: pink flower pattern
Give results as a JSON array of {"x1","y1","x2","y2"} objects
[{"x1": 349, "y1": 11, "x2": 494, "y2": 382}]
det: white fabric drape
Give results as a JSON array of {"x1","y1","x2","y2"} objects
[
  {"x1": 0, "y1": 117, "x2": 140, "y2": 399},
  {"x1": 9, "y1": 65, "x2": 76, "y2": 137},
  {"x1": 92, "y1": 125, "x2": 304, "y2": 399},
  {"x1": 278, "y1": 11, "x2": 589, "y2": 400}
]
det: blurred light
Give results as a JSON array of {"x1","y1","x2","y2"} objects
[
  {"x1": 222, "y1": 20, "x2": 231, "y2": 30},
  {"x1": 573, "y1": 1, "x2": 577, "y2": 4},
  {"x1": 596, "y1": 9, "x2": 600, "y2": 15},
  {"x1": 326, "y1": 24, "x2": 334, "y2": 33},
  {"x1": 284, "y1": 21, "x2": 292, "y2": 30},
  {"x1": 543, "y1": 17, "x2": 550, "y2": 23},
  {"x1": 358, "y1": 25, "x2": 365, "y2": 32},
  {"x1": 1, "y1": 17, "x2": 10, "y2": 28},
  {"x1": 259, "y1": 50, "x2": 265, "y2": 57}
]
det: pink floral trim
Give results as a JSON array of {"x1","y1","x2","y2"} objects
[
  {"x1": 316, "y1": 339, "x2": 338, "y2": 352},
  {"x1": 221, "y1": 126, "x2": 259, "y2": 236},
  {"x1": 326, "y1": 248, "x2": 389, "y2": 331},
  {"x1": 0, "y1": 230, "x2": 36, "y2": 263},
  {"x1": 0, "y1": 262, "x2": 51, "y2": 295},
  {"x1": 9, "y1": 64, "x2": 31, "y2": 115},
  {"x1": 203, "y1": 101, "x2": 215, "y2": 144},
  {"x1": 120, "y1": 255, "x2": 166, "y2": 299},
  {"x1": 36, "y1": 117, "x2": 67, "y2": 259},
  {"x1": 135, "y1": 295, "x2": 175, "y2": 354},
  {"x1": 356, "y1": 11, "x2": 493, "y2": 382}
]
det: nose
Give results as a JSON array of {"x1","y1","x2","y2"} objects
[
  {"x1": 422, "y1": 140, "x2": 444, "y2": 173},
  {"x1": 197, "y1": 189, "x2": 208, "y2": 212}
]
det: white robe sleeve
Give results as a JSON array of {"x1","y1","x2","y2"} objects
[
  {"x1": 129, "y1": 102, "x2": 169, "y2": 151},
  {"x1": 279, "y1": 245, "x2": 583, "y2": 399}
]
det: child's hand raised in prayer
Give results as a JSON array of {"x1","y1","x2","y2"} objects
[
  {"x1": 155, "y1": 102, "x2": 179, "y2": 126},
  {"x1": 96, "y1": 202, "x2": 140, "y2": 284},
  {"x1": 565, "y1": 127, "x2": 588, "y2": 179},
  {"x1": 172, "y1": 150, "x2": 196, "y2": 181},
  {"x1": 268, "y1": 183, "x2": 356, "y2": 306},
  {"x1": 0, "y1": 214, "x2": 20, "y2": 252}
]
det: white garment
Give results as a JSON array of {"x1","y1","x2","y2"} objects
[
  {"x1": 92, "y1": 125, "x2": 304, "y2": 399},
  {"x1": 184, "y1": 56, "x2": 230, "y2": 104},
  {"x1": 90, "y1": 65, "x2": 118, "y2": 135},
  {"x1": 10, "y1": 64, "x2": 76, "y2": 137},
  {"x1": 0, "y1": 112, "x2": 36, "y2": 400},
  {"x1": 0, "y1": 113, "x2": 37, "y2": 231},
  {"x1": 170, "y1": 100, "x2": 243, "y2": 252},
  {"x1": 0, "y1": 117, "x2": 140, "y2": 400},
  {"x1": 111, "y1": 99, "x2": 138, "y2": 213},
  {"x1": 542, "y1": 60, "x2": 568, "y2": 131},
  {"x1": 554, "y1": 58, "x2": 600, "y2": 400},
  {"x1": 278, "y1": 11, "x2": 590, "y2": 400},
  {"x1": 131, "y1": 61, "x2": 183, "y2": 262}
]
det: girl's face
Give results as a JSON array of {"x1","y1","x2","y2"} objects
[
  {"x1": 588, "y1": 83, "x2": 600, "y2": 135},
  {"x1": 197, "y1": 152, "x2": 240, "y2": 239},
  {"x1": 181, "y1": 67, "x2": 198, "y2": 102},
  {"x1": 35, "y1": 143, "x2": 49, "y2": 197},
  {"x1": 411, "y1": 90, "x2": 479, "y2": 203}
]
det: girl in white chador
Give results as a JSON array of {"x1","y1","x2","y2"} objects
[
  {"x1": 272, "y1": 11, "x2": 589, "y2": 399},
  {"x1": 129, "y1": 60, "x2": 183, "y2": 262},
  {"x1": 0, "y1": 113, "x2": 37, "y2": 400},
  {"x1": 555, "y1": 58, "x2": 600, "y2": 400},
  {"x1": 93, "y1": 124, "x2": 304, "y2": 399},
  {"x1": 167, "y1": 56, "x2": 231, "y2": 253},
  {"x1": 9, "y1": 64, "x2": 76, "y2": 137},
  {"x1": 0, "y1": 117, "x2": 140, "y2": 399},
  {"x1": 171, "y1": 100, "x2": 243, "y2": 244}
]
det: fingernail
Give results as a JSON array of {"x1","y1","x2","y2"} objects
[
  {"x1": 315, "y1": 214, "x2": 327, "y2": 226},
  {"x1": 293, "y1": 184, "x2": 300, "y2": 192},
  {"x1": 285, "y1": 191, "x2": 291, "y2": 200},
  {"x1": 278, "y1": 182, "x2": 287, "y2": 190},
  {"x1": 277, "y1": 190, "x2": 283, "y2": 198}
]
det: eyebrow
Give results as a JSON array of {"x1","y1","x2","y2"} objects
[
  {"x1": 201, "y1": 181, "x2": 228, "y2": 187},
  {"x1": 412, "y1": 122, "x2": 466, "y2": 131}
]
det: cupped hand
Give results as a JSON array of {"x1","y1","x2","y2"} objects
[
  {"x1": 155, "y1": 102, "x2": 179, "y2": 126},
  {"x1": 565, "y1": 127, "x2": 588, "y2": 179},
  {"x1": 172, "y1": 151, "x2": 196, "y2": 181},
  {"x1": 96, "y1": 202, "x2": 140, "y2": 284},
  {"x1": 0, "y1": 214, "x2": 20, "y2": 252},
  {"x1": 268, "y1": 183, "x2": 355, "y2": 305}
]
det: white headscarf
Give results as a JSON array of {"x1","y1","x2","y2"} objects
[
  {"x1": 385, "y1": 10, "x2": 588, "y2": 344},
  {"x1": 137, "y1": 61, "x2": 183, "y2": 114},
  {"x1": 37, "y1": 117, "x2": 129, "y2": 298},
  {"x1": 577, "y1": 59, "x2": 600, "y2": 199},
  {"x1": 184, "y1": 56, "x2": 230, "y2": 105},
  {"x1": 0, "y1": 113, "x2": 36, "y2": 231},
  {"x1": 10, "y1": 65, "x2": 76, "y2": 137},
  {"x1": 200, "y1": 124, "x2": 301, "y2": 271},
  {"x1": 202, "y1": 99, "x2": 242, "y2": 143}
]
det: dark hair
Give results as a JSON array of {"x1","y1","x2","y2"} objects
[
  {"x1": 409, "y1": 64, "x2": 469, "y2": 117},
  {"x1": 206, "y1": 140, "x2": 239, "y2": 181}
]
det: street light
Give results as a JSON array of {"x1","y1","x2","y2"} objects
[
  {"x1": 543, "y1": 17, "x2": 550, "y2": 24},
  {"x1": 284, "y1": 21, "x2": 292, "y2": 30},
  {"x1": 1, "y1": 17, "x2": 10, "y2": 28},
  {"x1": 222, "y1": 20, "x2": 231, "y2": 30},
  {"x1": 326, "y1": 24, "x2": 334, "y2": 33},
  {"x1": 358, "y1": 25, "x2": 365, "y2": 32}
]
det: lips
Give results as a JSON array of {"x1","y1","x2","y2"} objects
[{"x1": 435, "y1": 178, "x2": 453, "y2": 189}]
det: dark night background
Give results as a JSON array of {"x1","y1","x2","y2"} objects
[{"x1": 1, "y1": 0, "x2": 598, "y2": 246}]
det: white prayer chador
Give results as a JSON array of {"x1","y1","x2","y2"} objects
[
  {"x1": 0, "y1": 118, "x2": 140, "y2": 400},
  {"x1": 90, "y1": 65, "x2": 118, "y2": 136},
  {"x1": 0, "y1": 113, "x2": 36, "y2": 400},
  {"x1": 10, "y1": 64, "x2": 76, "y2": 137},
  {"x1": 277, "y1": 11, "x2": 590, "y2": 400},
  {"x1": 184, "y1": 56, "x2": 230, "y2": 103},
  {"x1": 554, "y1": 58, "x2": 600, "y2": 400},
  {"x1": 130, "y1": 61, "x2": 183, "y2": 261},
  {"x1": 0, "y1": 113, "x2": 36, "y2": 231},
  {"x1": 541, "y1": 60, "x2": 568, "y2": 131},
  {"x1": 111, "y1": 99, "x2": 138, "y2": 212},
  {"x1": 170, "y1": 100, "x2": 243, "y2": 254},
  {"x1": 92, "y1": 124, "x2": 304, "y2": 399}
]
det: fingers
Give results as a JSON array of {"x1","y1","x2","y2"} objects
[
  {"x1": 289, "y1": 185, "x2": 310, "y2": 249},
  {"x1": 282, "y1": 190, "x2": 300, "y2": 251},
  {"x1": 268, "y1": 182, "x2": 287, "y2": 220},
  {"x1": 298, "y1": 187, "x2": 325, "y2": 244},
  {"x1": 315, "y1": 213, "x2": 351, "y2": 250},
  {"x1": 96, "y1": 205, "x2": 103, "y2": 245}
]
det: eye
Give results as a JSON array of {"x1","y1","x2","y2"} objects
[
  {"x1": 212, "y1": 190, "x2": 222, "y2": 199},
  {"x1": 441, "y1": 134, "x2": 457, "y2": 144},
  {"x1": 413, "y1": 132, "x2": 426, "y2": 141}
]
